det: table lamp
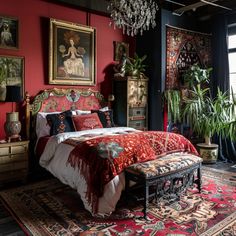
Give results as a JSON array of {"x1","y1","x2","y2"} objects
[{"x1": 4, "y1": 85, "x2": 22, "y2": 142}]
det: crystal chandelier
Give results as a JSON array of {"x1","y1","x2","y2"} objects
[{"x1": 107, "y1": 0, "x2": 159, "y2": 36}]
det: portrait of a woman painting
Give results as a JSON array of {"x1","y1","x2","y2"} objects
[
  {"x1": 0, "y1": 16, "x2": 18, "y2": 49},
  {"x1": 49, "y1": 19, "x2": 96, "y2": 86}
]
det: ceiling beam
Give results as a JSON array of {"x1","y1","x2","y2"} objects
[{"x1": 172, "y1": 0, "x2": 219, "y2": 16}]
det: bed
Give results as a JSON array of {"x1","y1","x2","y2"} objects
[{"x1": 25, "y1": 88, "x2": 199, "y2": 217}]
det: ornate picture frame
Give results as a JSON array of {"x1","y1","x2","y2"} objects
[
  {"x1": 49, "y1": 18, "x2": 96, "y2": 86},
  {"x1": 0, "y1": 15, "x2": 19, "y2": 50},
  {"x1": 0, "y1": 55, "x2": 24, "y2": 101},
  {"x1": 114, "y1": 41, "x2": 129, "y2": 61}
]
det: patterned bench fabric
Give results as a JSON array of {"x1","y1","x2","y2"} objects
[{"x1": 126, "y1": 153, "x2": 202, "y2": 178}]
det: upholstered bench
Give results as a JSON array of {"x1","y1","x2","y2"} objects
[{"x1": 125, "y1": 153, "x2": 202, "y2": 219}]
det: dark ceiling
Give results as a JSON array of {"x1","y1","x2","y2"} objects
[
  {"x1": 159, "y1": 0, "x2": 236, "y2": 20},
  {"x1": 51, "y1": 0, "x2": 236, "y2": 21}
]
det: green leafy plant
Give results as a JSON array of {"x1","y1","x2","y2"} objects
[
  {"x1": 164, "y1": 64, "x2": 236, "y2": 145},
  {"x1": 125, "y1": 53, "x2": 147, "y2": 78},
  {"x1": 182, "y1": 65, "x2": 234, "y2": 145},
  {"x1": 164, "y1": 90, "x2": 181, "y2": 123},
  {"x1": 183, "y1": 64, "x2": 212, "y2": 87}
]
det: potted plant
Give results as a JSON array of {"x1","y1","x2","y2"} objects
[
  {"x1": 182, "y1": 64, "x2": 234, "y2": 163},
  {"x1": 125, "y1": 53, "x2": 147, "y2": 78}
]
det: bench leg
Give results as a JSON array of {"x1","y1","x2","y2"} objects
[
  {"x1": 196, "y1": 164, "x2": 202, "y2": 193},
  {"x1": 143, "y1": 181, "x2": 149, "y2": 219}
]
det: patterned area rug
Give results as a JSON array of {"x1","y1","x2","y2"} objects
[{"x1": 0, "y1": 167, "x2": 235, "y2": 236}]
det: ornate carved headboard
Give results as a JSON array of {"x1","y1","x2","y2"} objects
[{"x1": 25, "y1": 88, "x2": 105, "y2": 139}]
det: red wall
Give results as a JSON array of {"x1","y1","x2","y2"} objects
[{"x1": 0, "y1": 0, "x2": 135, "y2": 140}]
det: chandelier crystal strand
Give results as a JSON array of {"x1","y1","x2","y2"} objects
[{"x1": 108, "y1": 0, "x2": 158, "y2": 36}]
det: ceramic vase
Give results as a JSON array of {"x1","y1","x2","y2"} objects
[{"x1": 4, "y1": 112, "x2": 21, "y2": 142}]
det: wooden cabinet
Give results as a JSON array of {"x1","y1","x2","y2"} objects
[
  {"x1": 113, "y1": 76, "x2": 148, "y2": 130},
  {"x1": 0, "y1": 140, "x2": 29, "y2": 183}
]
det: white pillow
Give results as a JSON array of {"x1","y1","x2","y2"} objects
[
  {"x1": 99, "y1": 106, "x2": 109, "y2": 112},
  {"x1": 74, "y1": 107, "x2": 109, "y2": 115},
  {"x1": 36, "y1": 112, "x2": 58, "y2": 139},
  {"x1": 75, "y1": 109, "x2": 91, "y2": 115}
]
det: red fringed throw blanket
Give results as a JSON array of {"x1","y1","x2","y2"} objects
[{"x1": 66, "y1": 131, "x2": 198, "y2": 213}]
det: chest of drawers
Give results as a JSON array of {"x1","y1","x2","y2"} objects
[
  {"x1": 0, "y1": 140, "x2": 29, "y2": 183},
  {"x1": 113, "y1": 75, "x2": 148, "y2": 130}
]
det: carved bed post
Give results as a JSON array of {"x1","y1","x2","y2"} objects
[{"x1": 25, "y1": 92, "x2": 31, "y2": 140}]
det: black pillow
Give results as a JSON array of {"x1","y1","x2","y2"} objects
[
  {"x1": 91, "y1": 109, "x2": 115, "y2": 128},
  {"x1": 46, "y1": 110, "x2": 75, "y2": 135}
]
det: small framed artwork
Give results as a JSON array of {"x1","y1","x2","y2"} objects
[
  {"x1": 49, "y1": 18, "x2": 96, "y2": 86},
  {"x1": 0, "y1": 55, "x2": 24, "y2": 102},
  {"x1": 114, "y1": 41, "x2": 129, "y2": 61},
  {"x1": 0, "y1": 16, "x2": 19, "y2": 49}
]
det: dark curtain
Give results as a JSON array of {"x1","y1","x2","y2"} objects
[{"x1": 211, "y1": 15, "x2": 236, "y2": 163}]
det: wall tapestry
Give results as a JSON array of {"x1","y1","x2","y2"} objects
[{"x1": 166, "y1": 25, "x2": 212, "y2": 90}]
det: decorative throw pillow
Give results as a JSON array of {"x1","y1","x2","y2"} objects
[
  {"x1": 91, "y1": 109, "x2": 115, "y2": 128},
  {"x1": 36, "y1": 111, "x2": 60, "y2": 139},
  {"x1": 72, "y1": 113, "x2": 103, "y2": 131},
  {"x1": 46, "y1": 110, "x2": 75, "y2": 135}
]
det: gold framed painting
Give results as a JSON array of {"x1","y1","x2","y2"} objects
[
  {"x1": 114, "y1": 41, "x2": 129, "y2": 61},
  {"x1": 0, "y1": 15, "x2": 19, "y2": 49},
  {"x1": 49, "y1": 18, "x2": 96, "y2": 86},
  {"x1": 0, "y1": 55, "x2": 24, "y2": 101}
]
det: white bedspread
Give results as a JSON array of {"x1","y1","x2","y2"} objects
[{"x1": 39, "y1": 127, "x2": 138, "y2": 216}]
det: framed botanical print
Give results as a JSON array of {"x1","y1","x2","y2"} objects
[
  {"x1": 0, "y1": 55, "x2": 24, "y2": 101},
  {"x1": 0, "y1": 16, "x2": 19, "y2": 49},
  {"x1": 114, "y1": 41, "x2": 129, "y2": 61},
  {"x1": 49, "y1": 18, "x2": 96, "y2": 86}
]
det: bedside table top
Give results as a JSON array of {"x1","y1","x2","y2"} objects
[{"x1": 0, "y1": 140, "x2": 29, "y2": 147}]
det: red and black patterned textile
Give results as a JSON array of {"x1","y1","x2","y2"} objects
[
  {"x1": 166, "y1": 25, "x2": 212, "y2": 90},
  {"x1": 66, "y1": 131, "x2": 198, "y2": 213}
]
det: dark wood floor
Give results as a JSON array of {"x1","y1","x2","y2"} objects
[
  {"x1": 0, "y1": 162, "x2": 235, "y2": 236},
  {"x1": 203, "y1": 161, "x2": 236, "y2": 173}
]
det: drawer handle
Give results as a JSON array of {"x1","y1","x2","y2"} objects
[{"x1": 129, "y1": 116, "x2": 145, "y2": 120}]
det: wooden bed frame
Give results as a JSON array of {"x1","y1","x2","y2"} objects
[{"x1": 25, "y1": 88, "x2": 106, "y2": 140}]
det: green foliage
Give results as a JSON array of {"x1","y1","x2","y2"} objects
[
  {"x1": 183, "y1": 64, "x2": 212, "y2": 87},
  {"x1": 125, "y1": 53, "x2": 147, "y2": 77},
  {"x1": 182, "y1": 65, "x2": 234, "y2": 144},
  {"x1": 165, "y1": 64, "x2": 236, "y2": 144},
  {"x1": 164, "y1": 90, "x2": 181, "y2": 123}
]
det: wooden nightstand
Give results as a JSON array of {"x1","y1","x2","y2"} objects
[{"x1": 0, "y1": 140, "x2": 29, "y2": 183}]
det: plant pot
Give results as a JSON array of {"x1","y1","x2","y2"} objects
[{"x1": 196, "y1": 143, "x2": 218, "y2": 164}]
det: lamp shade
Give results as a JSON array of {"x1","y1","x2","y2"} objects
[{"x1": 5, "y1": 86, "x2": 22, "y2": 102}]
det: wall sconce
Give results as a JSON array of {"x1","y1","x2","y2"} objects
[{"x1": 4, "y1": 86, "x2": 22, "y2": 142}]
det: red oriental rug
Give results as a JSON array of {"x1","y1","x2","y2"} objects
[{"x1": 0, "y1": 167, "x2": 236, "y2": 236}]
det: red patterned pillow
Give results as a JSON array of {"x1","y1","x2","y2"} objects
[{"x1": 72, "y1": 113, "x2": 103, "y2": 131}]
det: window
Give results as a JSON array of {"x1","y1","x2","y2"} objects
[{"x1": 228, "y1": 34, "x2": 236, "y2": 95}]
